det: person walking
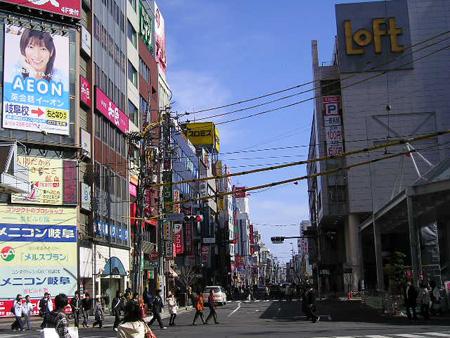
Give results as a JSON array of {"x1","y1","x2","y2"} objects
[
  {"x1": 44, "y1": 293, "x2": 71, "y2": 338},
  {"x1": 81, "y1": 292, "x2": 92, "y2": 328},
  {"x1": 192, "y1": 292, "x2": 205, "y2": 325},
  {"x1": 70, "y1": 291, "x2": 81, "y2": 328},
  {"x1": 430, "y1": 280, "x2": 442, "y2": 316},
  {"x1": 188, "y1": 286, "x2": 196, "y2": 307},
  {"x1": 305, "y1": 285, "x2": 319, "y2": 323},
  {"x1": 22, "y1": 295, "x2": 34, "y2": 331},
  {"x1": 417, "y1": 283, "x2": 431, "y2": 320},
  {"x1": 205, "y1": 290, "x2": 219, "y2": 324},
  {"x1": 167, "y1": 291, "x2": 178, "y2": 326},
  {"x1": 404, "y1": 281, "x2": 418, "y2": 320},
  {"x1": 148, "y1": 289, "x2": 167, "y2": 330},
  {"x1": 112, "y1": 291, "x2": 123, "y2": 332},
  {"x1": 11, "y1": 294, "x2": 24, "y2": 332},
  {"x1": 117, "y1": 301, "x2": 156, "y2": 338},
  {"x1": 92, "y1": 297, "x2": 104, "y2": 328},
  {"x1": 39, "y1": 292, "x2": 53, "y2": 329}
]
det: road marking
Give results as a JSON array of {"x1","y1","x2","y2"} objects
[
  {"x1": 366, "y1": 335, "x2": 392, "y2": 338},
  {"x1": 422, "y1": 334, "x2": 450, "y2": 337},
  {"x1": 255, "y1": 300, "x2": 261, "y2": 302},
  {"x1": 393, "y1": 335, "x2": 428, "y2": 338},
  {"x1": 227, "y1": 302, "x2": 241, "y2": 317}
]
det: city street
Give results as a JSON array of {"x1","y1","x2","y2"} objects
[{"x1": 1, "y1": 300, "x2": 450, "y2": 338}]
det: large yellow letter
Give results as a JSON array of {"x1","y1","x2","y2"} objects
[
  {"x1": 372, "y1": 18, "x2": 387, "y2": 54},
  {"x1": 344, "y1": 20, "x2": 364, "y2": 55},
  {"x1": 389, "y1": 18, "x2": 404, "y2": 53}
]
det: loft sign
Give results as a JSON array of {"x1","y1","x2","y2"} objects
[{"x1": 344, "y1": 18, "x2": 404, "y2": 55}]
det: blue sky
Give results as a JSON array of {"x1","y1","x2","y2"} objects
[{"x1": 159, "y1": 0, "x2": 356, "y2": 262}]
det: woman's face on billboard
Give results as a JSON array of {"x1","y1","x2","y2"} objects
[{"x1": 24, "y1": 38, "x2": 52, "y2": 74}]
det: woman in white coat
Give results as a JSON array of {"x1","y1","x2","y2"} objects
[{"x1": 167, "y1": 291, "x2": 178, "y2": 326}]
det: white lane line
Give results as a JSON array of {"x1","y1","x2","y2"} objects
[
  {"x1": 255, "y1": 300, "x2": 261, "y2": 302},
  {"x1": 422, "y1": 333, "x2": 450, "y2": 337},
  {"x1": 366, "y1": 336, "x2": 392, "y2": 338},
  {"x1": 394, "y1": 334, "x2": 428, "y2": 338},
  {"x1": 227, "y1": 302, "x2": 241, "y2": 317}
]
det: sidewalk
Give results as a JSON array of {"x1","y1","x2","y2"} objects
[{"x1": 0, "y1": 306, "x2": 194, "y2": 330}]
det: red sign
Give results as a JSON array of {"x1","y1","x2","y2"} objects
[
  {"x1": 0, "y1": 299, "x2": 72, "y2": 318},
  {"x1": 201, "y1": 246, "x2": 209, "y2": 264},
  {"x1": 233, "y1": 186, "x2": 247, "y2": 198},
  {"x1": 63, "y1": 160, "x2": 77, "y2": 205},
  {"x1": 2, "y1": 0, "x2": 81, "y2": 19},
  {"x1": 95, "y1": 88, "x2": 129, "y2": 134},
  {"x1": 150, "y1": 250, "x2": 159, "y2": 261},
  {"x1": 80, "y1": 76, "x2": 91, "y2": 107},
  {"x1": 174, "y1": 224, "x2": 184, "y2": 255}
]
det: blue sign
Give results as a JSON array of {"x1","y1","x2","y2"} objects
[{"x1": 0, "y1": 224, "x2": 77, "y2": 242}]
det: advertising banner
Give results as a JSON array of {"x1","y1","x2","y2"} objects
[
  {"x1": 0, "y1": 205, "x2": 77, "y2": 309},
  {"x1": 3, "y1": 24, "x2": 70, "y2": 135},
  {"x1": 81, "y1": 26, "x2": 91, "y2": 56},
  {"x1": 80, "y1": 183, "x2": 91, "y2": 211},
  {"x1": 174, "y1": 223, "x2": 184, "y2": 255},
  {"x1": 63, "y1": 160, "x2": 77, "y2": 205},
  {"x1": 95, "y1": 88, "x2": 129, "y2": 134},
  {"x1": 184, "y1": 122, "x2": 220, "y2": 152},
  {"x1": 139, "y1": 0, "x2": 155, "y2": 56},
  {"x1": 154, "y1": 2, "x2": 167, "y2": 74},
  {"x1": 12, "y1": 156, "x2": 63, "y2": 205},
  {"x1": 323, "y1": 96, "x2": 344, "y2": 157},
  {"x1": 2, "y1": 0, "x2": 81, "y2": 19},
  {"x1": 80, "y1": 75, "x2": 91, "y2": 107},
  {"x1": 185, "y1": 221, "x2": 192, "y2": 255}
]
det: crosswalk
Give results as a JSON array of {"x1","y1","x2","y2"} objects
[
  {"x1": 227, "y1": 299, "x2": 300, "y2": 303},
  {"x1": 311, "y1": 332, "x2": 450, "y2": 338}
]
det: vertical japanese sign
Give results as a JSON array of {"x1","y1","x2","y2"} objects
[
  {"x1": 63, "y1": 160, "x2": 77, "y2": 205},
  {"x1": 12, "y1": 156, "x2": 63, "y2": 205},
  {"x1": 174, "y1": 223, "x2": 184, "y2": 255},
  {"x1": 0, "y1": 205, "x2": 77, "y2": 310},
  {"x1": 323, "y1": 96, "x2": 344, "y2": 156},
  {"x1": 154, "y1": 2, "x2": 167, "y2": 74},
  {"x1": 185, "y1": 221, "x2": 192, "y2": 255},
  {"x1": 95, "y1": 88, "x2": 129, "y2": 134},
  {"x1": 139, "y1": 0, "x2": 155, "y2": 56},
  {"x1": 3, "y1": 24, "x2": 70, "y2": 135},
  {"x1": 80, "y1": 75, "x2": 91, "y2": 107}
]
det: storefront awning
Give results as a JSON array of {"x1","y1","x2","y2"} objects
[{"x1": 102, "y1": 256, "x2": 127, "y2": 276}]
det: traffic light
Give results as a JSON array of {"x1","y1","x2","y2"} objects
[
  {"x1": 271, "y1": 236, "x2": 285, "y2": 244},
  {"x1": 184, "y1": 215, "x2": 203, "y2": 222}
]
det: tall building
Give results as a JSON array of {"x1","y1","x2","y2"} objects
[{"x1": 307, "y1": 0, "x2": 450, "y2": 294}]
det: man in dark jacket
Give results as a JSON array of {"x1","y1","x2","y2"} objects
[
  {"x1": 305, "y1": 285, "x2": 319, "y2": 323},
  {"x1": 112, "y1": 291, "x2": 123, "y2": 332},
  {"x1": 39, "y1": 292, "x2": 51, "y2": 329},
  {"x1": 70, "y1": 291, "x2": 81, "y2": 328},
  {"x1": 404, "y1": 281, "x2": 418, "y2": 320},
  {"x1": 148, "y1": 290, "x2": 167, "y2": 329}
]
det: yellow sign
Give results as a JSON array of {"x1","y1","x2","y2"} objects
[
  {"x1": 344, "y1": 18, "x2": 404, "y2": 55},
  {"x1": 184, "y1": 122, "x2": 220, "y2": 152},
  {"x1": 12, "y1": 156, "x2": 63, "y2": 205},
  {"x1": 0, "y1": 204, "x2": 77, "y2": 225}
]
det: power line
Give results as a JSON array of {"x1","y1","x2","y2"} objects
[{"x1": 177, "y1": 30, "x2": 450, "y2": 118}]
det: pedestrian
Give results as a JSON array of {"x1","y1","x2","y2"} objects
[
  {"x1": 417, "y1": 283, "x2": 431, "y2": 320},
  {"x1": 404, "y1": 281, "x2": 418, "y2": 320},
  {"x1": 167, "y1": 291, "x2": 178, "y2": 326},
  {"x1": 23, "y1": 295, "x2": 34, "y2": 331},
  {"x1": 70, "y1": 291, "x2": 81, "y2": 328},
  {"x1": 44, "y1": 293, "x2": 71, "y2": 338},
  {"x1": 205, "y1": 290, "x2": 219, "y2": 324},
  {"x1": 301, "y1": 288, "x2": 311, "y2": 320},
  {"x1": 117, "y1": 300, "x2": 156, "y2": 338},
  {"x1": 305, "y1": 285, "x2": 319, "y2": 323},
  {"x1": 92, "y1": 297, "x2": 104, "y2": 328},
  {"x1": 39, "y1": 292, "x2": 52, "y2": 329},
  {"x1": 112, "y1": 291, "x2": 123, "y2": 332},
  {"x1": 148, "y1": 289, "x2": 167, "y2": 329},
  {"x1": 192, "y1": 291, "x2": 205, "y2": 325},
  {"x1": 430, "y1": 280, "x2": 442, "y2": 316},
  {"x1": 11, "y1": 294, "x2": 24, "y2": 332},
  {"x1": 81, "y1": 292, "x2": 91, "y2": 328},
  {"x1": 188, "y1": 286, "x2": 196, "y2": 307},
  {"x1": 143, "y1": 287, "x2": 153, "y2": 310}
]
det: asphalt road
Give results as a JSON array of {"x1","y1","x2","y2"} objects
[{"x1": 1, "y1": 300, "x2": 450, "y2": 337}]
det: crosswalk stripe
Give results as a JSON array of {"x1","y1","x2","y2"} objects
[
  {"x1": 365, "y1": 335, "x2": 392, "y2": 338},
  {"x1": 393, "y1": 335, "x2": 428, "y2": 338},
  {"x1": 422, "y1": 334, "x2": 450, "y2": 337}
]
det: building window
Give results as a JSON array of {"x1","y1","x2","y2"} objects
[
  {"x1": 127, "y1": 20, "x2": 137, "y2": 48},
  {"x1": 128, "y1": 61, "x2": 137, "y2": 87},
  {"x1": 139, "y1": 58, "x2": 150, "y2": 83},
  {"x1": 128, "y1": 100, "x2": 139, "y2": 126},
  {"x1": 140, "y1": 95, "x2": 149, "y2": 122}
]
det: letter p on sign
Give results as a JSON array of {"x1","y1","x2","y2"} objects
[{"x1": 325, "y1": 103, "x2": 339, "y2": 116}]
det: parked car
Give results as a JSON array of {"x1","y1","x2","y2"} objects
[{"x1": 203, "y1": 286, "x2": 227, "y2": 305}]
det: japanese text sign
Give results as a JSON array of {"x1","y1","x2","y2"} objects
[
  {"x1": 2, "y1": 0, "x2": 81, "y2": 19},
  {"x1": 3, "y1": 24, "x2": 70, "y2": 135},
  {"x1": 95, "y1": 88, "x2": 129, "y2": 134}
]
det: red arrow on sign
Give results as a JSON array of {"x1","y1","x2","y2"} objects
[{"x1": 31, "y1": 108, "x2": 45, "y2": 117}]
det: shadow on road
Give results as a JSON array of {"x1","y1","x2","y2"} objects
[{"x1": 259, "y1": 299, "x2": 450, "y2": 326}]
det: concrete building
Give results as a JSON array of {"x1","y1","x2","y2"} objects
[{"x1": 307, "y1": 0, "x2": 450, "y2": 294}]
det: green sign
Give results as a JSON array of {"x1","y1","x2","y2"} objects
[{"x1": 139, "y1": 0, "x2": 154, "y2": 55}]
